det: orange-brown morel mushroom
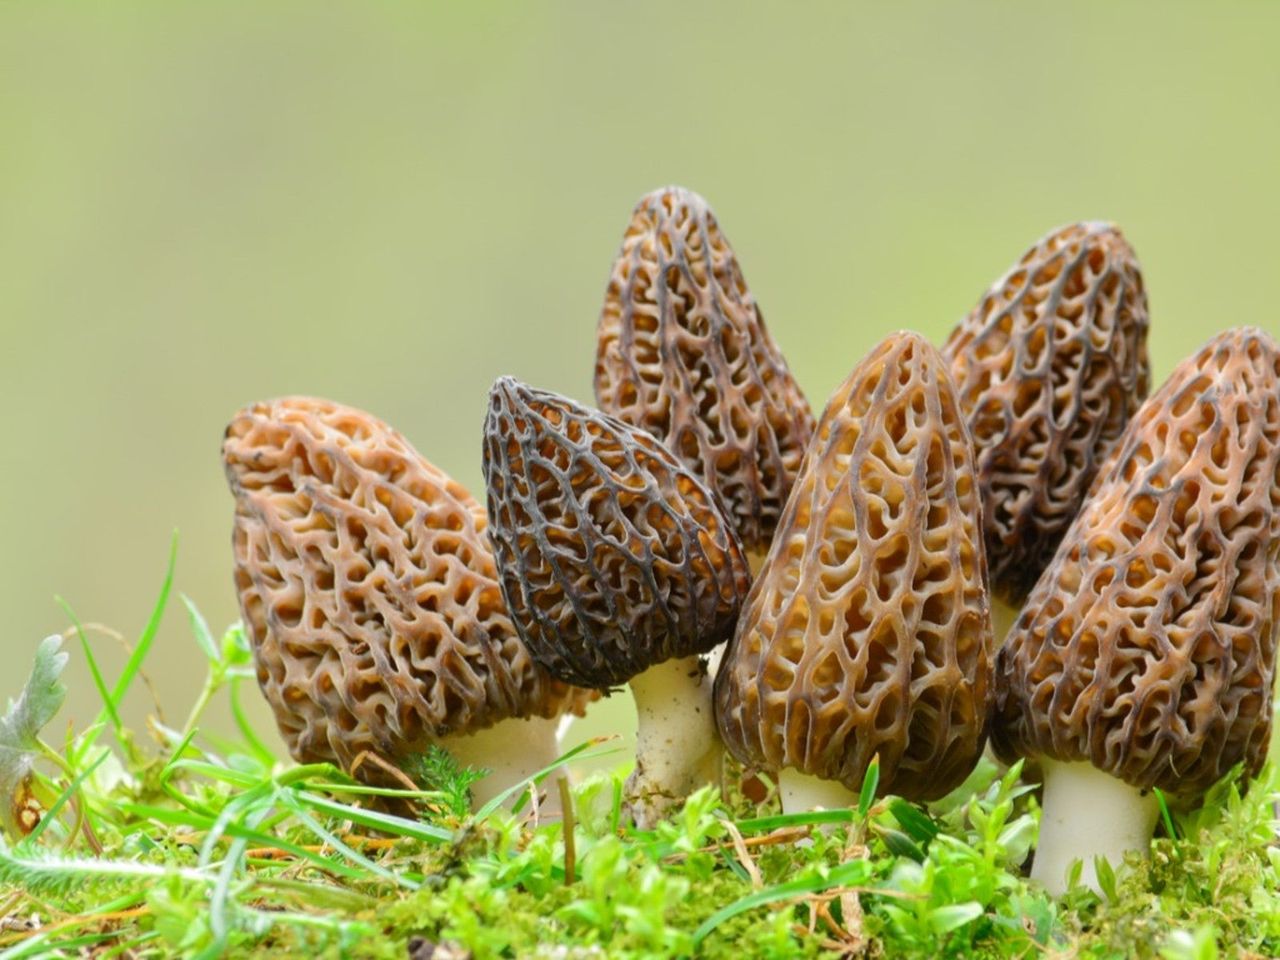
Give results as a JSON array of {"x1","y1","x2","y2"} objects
[
  {"x1": 942, "y1": 222, "x2": 1150, "y2": 632},
  {"x1": 482, "y1": 377, "x2": 751, "y2": 827},
  {"x1": 594, "y1": 185, "x2": 815, "y2": 560},
  {"x1": 992, "y1": 328, "x2": 1280, "y2": 894},
  {"x1": 223, "y1": 397, "x2": 592, "y2": 810},
  {"x1": 715, "y1": 332, "x2": 995, "y2": 813}
]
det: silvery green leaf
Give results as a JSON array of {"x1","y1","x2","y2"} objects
[{"x1": 0, "y1": 636, "x2": 69, "y2": 836}]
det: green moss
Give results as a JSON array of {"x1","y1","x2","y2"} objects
[{"x1": 2, "y1": 576, "x2": 1279, "y2": 959}]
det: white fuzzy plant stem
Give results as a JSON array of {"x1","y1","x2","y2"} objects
[
  {"x1": 443, "y1": 713, "x2": 566, "y2": 817},
  {"x1": 1032, "y1": 758, "x2": 1160, "y2": 895},
  {"x1": 624, "y1": 655, "x2": 721, "y2": 829}
]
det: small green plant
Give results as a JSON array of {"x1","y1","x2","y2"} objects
[
  {"x1": 0, "y1": 541, "x2": 1278, "y2": 959},
  {"x1": 410, "y1": 745, "x2": 490, "y2": 818}
]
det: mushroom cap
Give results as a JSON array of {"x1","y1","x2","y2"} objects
[
  {"x1": 715, "y1": 332, "x2": 995, "y2": 801},
  {"x1": 991, "y1": 328, "x2": 1280, "y2": 798},
  {"x1": 482, "y1": 377, "x2": 752, "y2": 689},
  {"x1": 942, "y1": 221, "x2": 1151, "y2": 605},
  {"x1": 223, "y1": 396, "x2": 592, "y2": 773},
  {"x1": 594, "y1": 185, "x2": 816, "y2": 555}
]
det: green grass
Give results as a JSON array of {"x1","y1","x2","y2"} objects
[{"x1": 1, "y1": 552, "x2": 1278, "y2": 959}]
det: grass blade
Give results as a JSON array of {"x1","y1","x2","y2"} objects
[
  {"x1": 229, "y1": 678, "x2": 276, "y2": 767},
  {"x1": 279, "y1": 794, "x2": 418, "y2": 890},
  {"x1": 729, "y1": 809, "x2": 855, "y2": 833},
  {"x1": 57, "y1": 597, "x2": 120, "y2": 732},
  {"x1": 1154, "y1": 787, "x2": 1178, "y2": 840},
  {"x1": 25, "y1": 748, "x2": 110, "y2": 845},
  {"x1": 888, "y1": 797, "x2": 940, "y2": 844},
  {"x1": 692, "y1": 858, "x2": 874, "y2": 945},
  {"x1": 119, "y1": 801, "x2": 373, "y2": 881},
  {"x1": 473, "y1": 737, "x2": 622, "y2": 821},
  {"x1": 858, "y1": 755, "x2": 880, "y2": 819},
  {"x1": 293, "y1": 791, "x2": 452, "y2": 844},
  {"x1": 181, "y1": 594, "x2": 219, "y2": 662},
  {"x1": 106, "y1": 530, "x2": 177, "y2": 713}
]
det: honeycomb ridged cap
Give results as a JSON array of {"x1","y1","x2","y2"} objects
[
  {"x1": 942, "y1": 221, "x2": 1151, "y2": 604},
  {"x1": 715, "y1": 332, "x2": 995, "y2": 801},
  {"x1": 992, "y1": 327, "x2": 1280, "y2": 797},
  {"x1": 594, "y1": 185, "x2": 815, "y2": 556},
  {"x1": 222, "y1": 396, "x2": 593, "y2": 774},
  {"x1": 483, "y1": 376, "x2": 751, "y2": 689}
]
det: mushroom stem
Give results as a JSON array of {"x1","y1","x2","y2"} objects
[
  {"x1": 442, "y1": 714, "x2": 566, "y2": 817},
  {"x1": 1031, "y1": 758, "x2": 1159, "y2": 896},
  {"x1": 991, "y1": 596, "x2": 1021, "y2": 643},
  {"x1": 776, "y1": 769, "x2": 858, "y2": 815},
  {"x1": 624, "y1": 655, "x2": 721, "y2": 828}
]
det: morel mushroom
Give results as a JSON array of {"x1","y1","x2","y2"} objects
[
  {"x1": 223, "y1": 397, "x2": 592, "y2": 810},
  {"x1": 482, "y1": 377, "x2": 752, "y2": 827},
  {"x1": 942, "y1": 222, "x2": 1150, "y2": 632},
  {"x1": 716, "y1": 332, "x2": 995, "y2": 814},
  {"x1": 594, "y1": 185, "x2": 815, "y2": 559},
  {"x1": 992, "y1": 327, "x2": 1280, "y2": 895}
]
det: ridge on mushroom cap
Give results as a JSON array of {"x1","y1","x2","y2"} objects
[
  {"x1": 992, "y1": 327, "x2": 1280, "y2": 797},
  {"x1": 223, "y1": 396, "x2": 592, "y2": 774},
  {"x1": 482, "y1": 376, "x2": 752, "y2": 689},
  {"x1": 715, "y1": 331, "x2": 995, "y2": 801},
  {"x1": 594, "y1": 185, "x2": 816, "y2": 555},
  {"x1": 942, "y1": 221, "x2": 1151, "y2": 605}
]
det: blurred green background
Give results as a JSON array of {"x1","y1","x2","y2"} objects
[{"x1": 1, "y1": 3, "x2": 1277, "y2": 763}]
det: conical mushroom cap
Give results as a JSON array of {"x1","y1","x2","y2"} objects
[
  {"x1": 942, "y1": 222, "x2": 1151, "y2": 604},
  {"x1": 992, "y1": 328, "x2": 1280, "y2": 798},
  {"x1": 483, "y1": 377, "x2": 751, "y2": 689},
  {"x1": 223, "y1": 397, "x2": 592, "y2": 774},
  {"x1": 594, "y1": 186, "x2": 815, "y2": 556},
  {"x1": 715, "y1": 332, "x2": 995, "y2": 801}
]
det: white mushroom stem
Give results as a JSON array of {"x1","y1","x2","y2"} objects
[
  {"x1": 624, "y1": 655, "x2": 721, "y2": 828},
  {"x1": 776, "y1": 769, "x2": 858, "y2": 815},
  {"x1": 1032, "y1": 758, "x2": 1160, "y2": 896},
  {"x1": 441, "y1": 713, "x2": 566, "y2": 817}
]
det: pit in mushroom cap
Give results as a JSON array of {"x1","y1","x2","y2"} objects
[
  {"x1": 715, "y1": 332, "x2": 995, "y2": 810},
  {"x1": 942, "y1": 221, "x2": 1151, "y2": 609},
  {"x1": 594, "y1": 185, "x2": 816, "y2": 557},
  {"x1": 482, "y1": 376, "x2": 752, "y2": 825},
  {"x1": 223, "y1": 397, "x2": 592, "y2": 800},
  {"x1": 992, "y1": 327, "x2": 1280, "y2": 893}
]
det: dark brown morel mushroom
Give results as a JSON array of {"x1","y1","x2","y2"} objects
[
  {"x1": 942, "y1": 222, "x2": 1150, "y2": 630},
  {"x1": 223, "y1": 397, "x2": 592, "y2": 810},
  {"x1": 716, "y1": 332, "x2": 995, "y2": 813},
  {"x1": 594, "y1": 185, "x2": 815, "y2": 559},
  {"x1": 482, "y1": 377, "x2": 751, "y2": 827},
  {"x1": 992, "y1": 327, "x2": 1280, "y2": 894}
]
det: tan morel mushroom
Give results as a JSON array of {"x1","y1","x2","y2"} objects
[
  {"x1": 482, "y1": 377, "x2": 752, "y2": 827},
  {"x1": 223, "y1": 397, "x2": 592, "y2": 810},
  {"x1": 941, "y1": 222, "x2": 1150, "y2": 633},
  {"x1": 716, "y1": 332, "x2": 995, "y2": 814},
  {"x1": 594, "y1": 185, "x2": 815, "y2": 560},
  {"x1": 992, "y1": 327, "x2": 1280, "y2": 895}
]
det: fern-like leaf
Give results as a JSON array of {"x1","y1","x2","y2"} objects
[{"x1": 0, "y1": 839, "x2": 209, "y2": 896}]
